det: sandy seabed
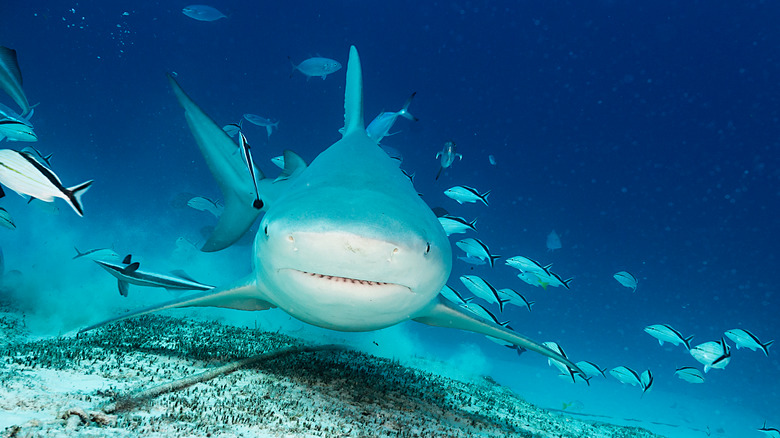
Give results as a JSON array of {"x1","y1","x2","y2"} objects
[{"x1": 0, "y1": 304, "x2": 662, "y2": 438}]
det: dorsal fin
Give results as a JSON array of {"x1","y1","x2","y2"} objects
[{"x1": 342, "y1": 45, "x2": 364, "y2": 137}]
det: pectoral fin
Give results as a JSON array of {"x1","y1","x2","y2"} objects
[
  {"x1": 80, "y1": 276, "x2": 273, "y2": 334},
  {"x1": 413, "y1": 297, "x2": 583, "y2": 376},
  {"x1": 168, "y1": 74, "x2": 263, "y2": 252}
]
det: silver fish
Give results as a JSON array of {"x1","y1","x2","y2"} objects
[
  {"x1": 438, "y1": 215, "x2": 477, "y2": 236},
  {"x1": 724, "y1": 329, "x2": 773, "y2": 356},
  {"x1": 690, "y1": 338, "x2": 731, "y2": 372},
  {"x1": 644, "y1": 324, "x2": 694, "y2": 350},
  {"x1": 289, "y1": 56, "x2": 342, "y2": 80},
  {"x1": 0, "y1": 149, "x2": 92, "y2": 216},
  {"x1": 186, "y1": 195, "x2": 224, "y2": 218},
  {"x1": 435, "y1": 140, "x2": 462, "y2": 180},
  {"x1": 444, "y1": 185, "x2": 490, "y2": 206},
  {"x1": 366, "y1": 92, "x2": 418, "y2": 144},
  {"x1": 674, "y1": 366, "x2": 705, "y2": 384},
  {"x1": 0, "y1": 102, "x2": 35, "y2": 142},
  {"x1": 243, "y1": 114, "x2": 279, "y2": 139},
  {"x1": 614, "y1": 270, "x2": 638, "y2": 291},
  {"x1": 546, "y1": 229, "x2": 561, "y2": 252},
  {"x1": 182, "y1": 5, "x2": 226, "y2": 21},
  {"x1": 455, "y1": 238, "x2": 500, "y2": 267}
]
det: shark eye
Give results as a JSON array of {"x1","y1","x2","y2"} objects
[
  {"x1": 425, "y1": 243, "x2": 431, "y2": 254},
  {"x1": 263, "y1": 225, "x2": 269, "y2": 236}
]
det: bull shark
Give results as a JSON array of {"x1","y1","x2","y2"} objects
[{"x1": 80, "y1": 46, "x2": 582, "y2": 376}]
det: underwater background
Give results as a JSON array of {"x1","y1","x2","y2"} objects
[{"x1": 1, "y1": 1, "x2": 778, "y2": 437}]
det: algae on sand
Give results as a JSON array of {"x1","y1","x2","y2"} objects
[{"x1": 1, "y1": 315, "x2": 663, "y2": 437}]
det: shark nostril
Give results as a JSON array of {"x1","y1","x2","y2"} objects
[{"x1": 287, "y1": 235, "x2": 294, "y2": 243}]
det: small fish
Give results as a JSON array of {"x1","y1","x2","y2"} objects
[
  {"x1": 434, "y1": 140, "x2": 462, "y2": 180},
  {"x1": 366, "y1": 92, "x2": 418, "y2": 143},
  {"x1": 437, "y1": 215, "x2": 476, "y2": 236},
  {"x1": 73, "y1": 246, "x2": 120, "y2": 261},
  {"x1": 237, "y1": 132, "x2": 263, "y2": 209},
  {"x1": 516, "y1": 271, "x2": 549, "y2": 289},
  {"x1": 243, "y1": 114, "x2": 279, "y2": 139},
  {"x1": 546, "y1": 230, "x2": 561, "y2": 252},
  {"x1": 505, "y1": 256, "x2": 551, "y2": 276},
  {"x1": 186, "y1": 196, "x2": 224, "y2": 218},
  {"x1": 0, "y1": 149, "x2": 92, "y2": 216},
  {"x1": 485, "y1": 335, "x2": 527, "y2": 356},
  {"x1": 222, "y1": 121, "x2": 242, "y2": 137},
  {"x1": 644, "y1": 324, "x2": 694, "y2": 350},
  {"x1": 289, "y1": 56, "x2": 342, "y2": 80},
  {"x1": 674, "y1": 366, "x2": 705, "y2": 384},
  {"x1": 488, "y1": 154, "x2": 496, "y2": 166},
  {"x1": 0, "y1": 207, "x2": 14, "y2": 229},
  {"x1": 457, "y1": 255, "x2": 486, "y2": 265},
  {"x1": 575, "y1": 361, "x2": 607, "y2": 378},
  {"x1": 0, "y1": 46, "x2": 32, "y2": 116},
  {"x1": 461, "y1": 302, "x2": 509, "y2": 327},
  {"x1": 94, "y1": 254, "x2": 214, "y2": 297},
  {"x1": 439, "y1": 285, "x2": 473, "y2": 305},
  {"x1": 613, "y1": 270, "x2": 638, "y2": 291},
  {"x1": 724, "y1": 329, "x2": 773, "y2": 356},
  {"x1": 0, "y1": 103, "x2": 35, "y2": 142},
  {"x1": 497, "y1": 288, "x2": 534, "y2": 312},
  {"x1": 459, "y1": 275, "x2": 509, "y2": 311},
  {"x1": 182, "y1": 5, "x2": 226, "y2": 21},
  {"x1": 536, "y1": 269, "x2": 572, "y2": 289},
  {"x1": 639, "y1": 370, "x2": 653, "y2": 395},
  {"x1": 690, "y1": 338, "x2": 731, "y2": 372},
  {"x1": 758, "y1": 422, "x2": 780, "y2": 437},
  {"x1": 270, "y1": 155, "x2": 285, "y2": 169},
  {"x1": 609, "y1": 366, "x2": 642, "y2": 387},
  {"x1": 544, "y1": 341, "x2": 579, "y2": 383},
  {"x1": 20, "y1": 145, "x2": 51, "y2": 167},
  {"x1": 444, "y1": 185, "x2": 490, "y2": 206},
  {"x1": 455, "y1": 238, "x2": 500, "y2": 267}
]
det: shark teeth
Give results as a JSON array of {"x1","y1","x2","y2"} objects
[{"x1": 300, "y1": 271, "x2": 391, "y2": 286}]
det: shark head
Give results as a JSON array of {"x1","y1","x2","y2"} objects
[{"x1": 253, "y1": 48, "x2": 451, "y2": 331}]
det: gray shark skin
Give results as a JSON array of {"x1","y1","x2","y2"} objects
[{"x1": 81, "y1": 47, "x2": 582, "y2": 376}]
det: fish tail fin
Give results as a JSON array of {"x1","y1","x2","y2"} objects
[
  {"x1": 73, "y1": 246, "x2": 84, "y2": 259},
  {"x1": 398, "y1": 92, "x2": 418, "y2": 121},
  {"x1": 435, "y1": 166, "x2": 443, "y2": 181},
  {"x1": 489, "y1": 254, "x2": 501, "y2": 267},
  {"x1": 480, "y1": 190, "x2": 491, "y2": 206},
  {"x1": 684, "y1": 335, "x2": 694, "y2": 351},
  {"x1": 763, "y1": 340, "x2": 774, "y2": 357},
  {"x1": 288, "y1": 56, "x2": 298, "y2": 78},
  {"x1": 527, "y1": 301, "x2": 536, "y2": 311},
  {"x1": 65, "y1": 180, "x2": 93, "y2": 217},
  {"x1": 469, "y1": 218, "x2": 477, "y2": 229},
  {"x1": 562, "y1": 278, "x2": 573, "y2": 289},
  {"x1": 497, "y1": 296, "x2": 510, "y2": 312}
]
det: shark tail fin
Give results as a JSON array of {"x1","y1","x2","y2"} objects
[
  {"x1": 413, "y1": 297, "x2": 584, "y2": 377},
  {"x1": 79, "y1": 277, "x2": 272, "y2": 334},
  {"x1": 343, "y1": 46, "x2": 365, "y2": 137},
  {"x1": 64, "y1": 180, "x2": 93, "y2": 217}
]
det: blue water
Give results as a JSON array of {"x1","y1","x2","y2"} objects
[{"x1": 2, "y1": 2, "x2": 778, "y2": 436}]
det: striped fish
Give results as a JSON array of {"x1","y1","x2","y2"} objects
[
  {"x1": 443, "y1": 185, "x2": 490, "y2": 206},
  {"x1": 0, "y1": 149, "x2": 92, "y2": 216},
  {"x1": 455, "y1": 237, "x2": 500, "y2": 267}
]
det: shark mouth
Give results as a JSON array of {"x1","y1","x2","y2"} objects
[{"x1": 282, "y1": 268, "x2": 412, "y2": 292}]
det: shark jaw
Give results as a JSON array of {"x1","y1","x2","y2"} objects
[{"x1": 255, "y1": 217, "x2": 451, "y2": 331}]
